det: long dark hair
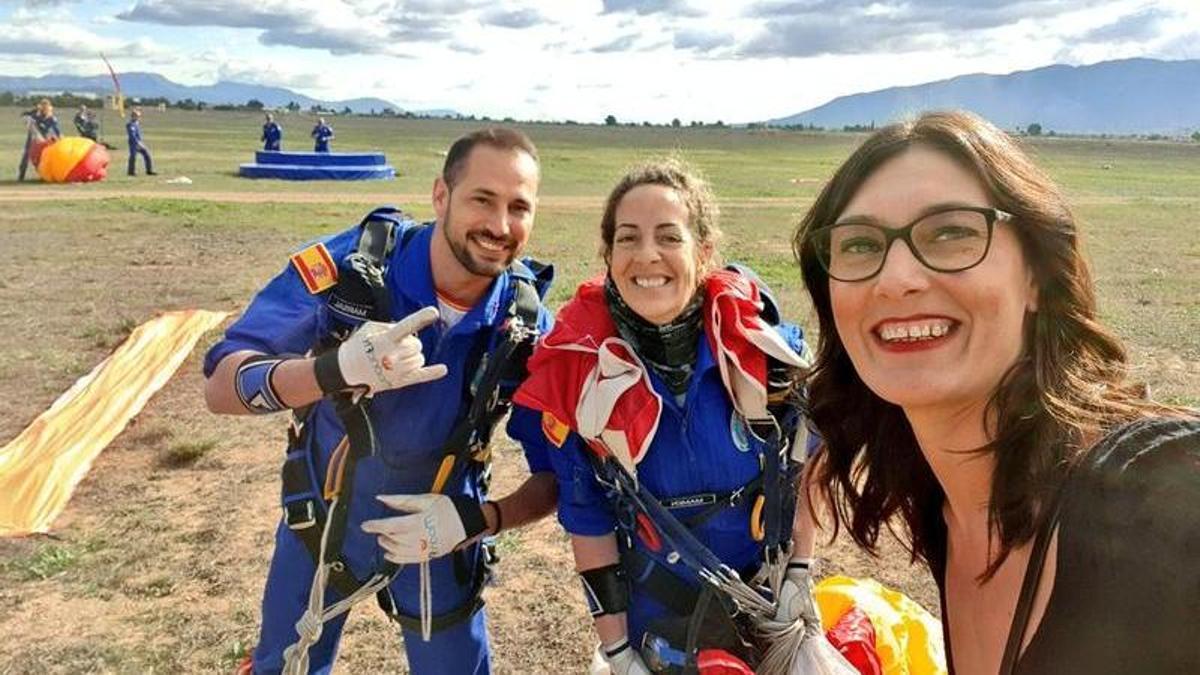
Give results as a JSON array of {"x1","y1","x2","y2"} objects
[{"x1": 793, "y1": 110, "x2": 1173, "y2": 577}]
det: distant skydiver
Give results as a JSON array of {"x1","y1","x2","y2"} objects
[
  {"x1": 18, "y1": 98, "x2": 61, "y2": 181},
  {"x1": 126, "y1": 108, "x2": 156, "y2": 176},
  {"x1": 74, "y1": 105, "x2": 99, "y2": 141},
  {"x1": 262, "y1": 112, "x2": 283, "y2": 151},
  {"x1": 311, "y1": 117, "x2": 334, "y2": 152},
  {"x1": 74, "y1": 104, "x2": 115, "y2": 150}
]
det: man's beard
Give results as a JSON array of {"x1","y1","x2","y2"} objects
[{"x1": 442, "y1": 202, "x2": 516, "y2": 278}]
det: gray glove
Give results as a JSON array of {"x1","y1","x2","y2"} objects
[
  {"x1": 774, "y1": 559, "x2": 821, "y2": 629},
  {"x1": 315, "y1": 307, "x2": 447, "y2": 395},
  {"x1": 361, "y1": 494, "x2": 487, "y2": 564}
]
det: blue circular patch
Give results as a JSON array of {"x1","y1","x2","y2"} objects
[{"x1": 730, "y1": 412, "x2": 752, "y2": 453}]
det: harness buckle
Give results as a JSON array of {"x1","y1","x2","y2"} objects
[
  {"x1": 727, "y1": 485, "x2": 746, "y2": 507},
  {"x1": 745, "y1": 416, "x2": 781, "y2": 445},
  {"x1": 284, "y1": 500, "x2": 318, "y2": 530},
  {"x1": 641, "y1": 632, "x2": 688, "y2": 672}
]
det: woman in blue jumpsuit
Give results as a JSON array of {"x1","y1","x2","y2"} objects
[
  {"x1": 510, "y1": 160, "x2": 819, "y2": 674},
  {"x1": 18, "y1": 98, "x2": 61, "y2": 181}
]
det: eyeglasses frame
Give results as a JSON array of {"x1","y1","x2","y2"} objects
[{"x1": 808, "y1": 205, "x2": 1013, "y2": 282}]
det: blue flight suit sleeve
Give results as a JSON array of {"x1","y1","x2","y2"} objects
[
  {"x1": 507, "y1": 406, "x2": 553, "y2": 474},
  {"x1": 507, "y1": 404, "x2": 617, "y2": 536},
  {"x1": 44, "y1": 115, "x2": 61, "y2": 139},
  {"x1": 126, "y1": 121, "x2": 141, "y2": 146},
  {"x1": 549, "y1": 433, "x2": 618, "y2": 536},
  {"x1": 202, "y1": 227, "x2": 359, "y2": 377}
]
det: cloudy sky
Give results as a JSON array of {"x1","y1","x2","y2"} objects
[{"x1": 1, "y1": 0, "x2": 1196, "y2": 122}]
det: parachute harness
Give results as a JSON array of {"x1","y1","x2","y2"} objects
[{"x1": 278, "y1": 209, "x2": 547, "y2": 673}]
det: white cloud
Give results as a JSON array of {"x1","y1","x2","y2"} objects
[{"x1": 0, "y1": 22, "x2": 162, "y2": 59}]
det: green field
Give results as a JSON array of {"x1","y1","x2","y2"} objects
[{"x1": 0, "y1": 108, "x2": 1196, "y2": 672}]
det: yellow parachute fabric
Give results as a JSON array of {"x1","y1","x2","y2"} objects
[
  {"x1": 0, "y1": 310, "x2": 228, "y2": 537},
  {"x1": 816, "y1": 575, "x2": 947, "y2": 675}
]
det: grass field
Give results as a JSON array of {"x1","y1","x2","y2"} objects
[{"x1": 0, "y1": 108, "x2": 1196, "y2": 673}]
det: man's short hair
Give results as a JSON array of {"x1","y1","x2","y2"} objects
[{"x1": 442, "y1": 127, "x2": 539, "y2": 190}]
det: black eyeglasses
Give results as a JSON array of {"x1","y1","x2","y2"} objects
[{"x1": 807, "y1": 206, "x2": 1012, "y2": 282}]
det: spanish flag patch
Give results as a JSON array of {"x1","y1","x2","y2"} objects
[
  {"x1": 290, "y1": 242, "x2": 338, "y2": 294},
  {"x1": 541, "y1": 411, "x2": 570, "y2": 448}
]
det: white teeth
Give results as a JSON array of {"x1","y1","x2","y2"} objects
[
  {"x1": 633, "y1": 277, "x2": 669, "y2": 288},
  {"x1": 877, "y1": 320, "x2": 954, "y2": 343},
  {"x1": 473, "y1": 236, "x2": 506, "y2": 252}
]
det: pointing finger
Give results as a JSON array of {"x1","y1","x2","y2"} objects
[{"x1": 389, "y1": 306, "x2": 440, "y2": 340}]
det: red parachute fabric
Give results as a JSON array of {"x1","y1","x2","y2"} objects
[
  {"x1": 27, "y1": 137, "x2": 51, "y2": 165},
  {"x1": 827, "y1": 606, "x2": 884, "y2": 675},
  {"x1": 65, "y1": 143, "x2": 109, "y2": 182},
  {"x1": 697, "y1": 648, "x2": 755, "y2": 675}
]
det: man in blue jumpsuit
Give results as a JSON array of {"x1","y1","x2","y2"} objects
[
  {"x1": 262, "y1": 113, "x2": 283, "y2": 151},
  {"x1": 126, "y1": 108, "x2": 156, "y2": 176},
  {"x1": 18, "y1": 99, "x2": 61, "y2": 181},
  {"x1": 204, "y1": 128, "x2": 558, "y2": 674},
  {"x1": 310, "y1": 118, "x2": 333, "y2": 152}
]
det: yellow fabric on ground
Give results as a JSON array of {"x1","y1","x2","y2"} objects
[
  {"x1": 816, "y1": 575, "x2": 947, "y2": 675},
  {"x1": 0, "y1": 310, "x2": 228, "y2": 537}
]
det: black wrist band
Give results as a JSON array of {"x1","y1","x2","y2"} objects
[
  {"x1": 486, "y1": 500, "x2": 504, "y2": 535},
  {"x1": 313, "y1": 349, "x2": 348, "y2": 394},
  {"x1": 603, "y1": 639, "x2": 630, "y2": 659},
  {"x1": 449, "y1": 495, "x2": 488, "y2": 540},
  {"x1": 787, "y1": 560, "x2": 812, "y2": 571}
]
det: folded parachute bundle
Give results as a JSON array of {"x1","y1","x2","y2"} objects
[
  {"x1": 30, "y1": 137, "x2": 110, "y2": 183},
  {"x1": 815, "y1": 576, "x2": 946, "y2": 675}
]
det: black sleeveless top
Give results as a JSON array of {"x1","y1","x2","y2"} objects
[{"x1": 934, "y1": 417, "x2": 1200, "y2": 675}]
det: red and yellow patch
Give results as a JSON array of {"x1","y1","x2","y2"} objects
[
  {"x1": 289, "y1": 243, "x2": 338, "y2": 294},
  {"x1": 541, "y1": 411, "x2": 570, "y2": 448}
]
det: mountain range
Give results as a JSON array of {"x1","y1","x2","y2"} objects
[
  {"x1": 3, "y1": 58, "x2": 1196, "y2": 133},
  {"x1": 767, "y1": 58, "x2": 1200, "y2": 135},
  {"x1": 0, "y1": 71, "x2": 424, "y2": 116}
]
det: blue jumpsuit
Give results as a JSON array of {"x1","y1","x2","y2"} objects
[
  {"x1": 18, "y1": 111, "x2": 60, "y2": 180},
  {"x1": 263, "y1": 121, "x2": 282, "y2": 151},
  {"x1": 204, "y1": 221, "x2": 555, "y2": 674},
  {"x1": 510, "y1": 321, "x2": 811, "y2": 652},
  {"x1": 311, "y1": 123, "x2": 333, "y2": 152},
  {"x1": 126, "y1": 118, "x2": 154, "y2": 175}
]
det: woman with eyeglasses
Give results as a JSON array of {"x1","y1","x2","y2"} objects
[
  {"x1": 512, "y1": 159, "x2": 824, "y2": 674},
  {"x1": 793, "y1": 110, "x2": 1199, "y2": 675}
]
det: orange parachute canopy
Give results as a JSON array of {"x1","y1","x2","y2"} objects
[
  {"x1": 0, "y1": 310, "x2": 228, "y2": 537},
  {"x1": 35, "y1": 137, "x2": 109, "y2": 183},
  {"x1": 816, "y1": 575, "x2": 947, "y2": 675}
]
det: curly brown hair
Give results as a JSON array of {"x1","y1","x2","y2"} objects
[
  {"x1": 599, "y1": 158, "x2": 722, "y2": 274},
  {"x1": 792, "y1": 110, "x2": 1177, "y2": 578}
]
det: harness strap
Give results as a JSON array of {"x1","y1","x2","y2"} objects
[
  {"x1": 664, "y1": 476, "x2": 762, "y2": 529},
  {"x1": 282, "y1": 214, "x2": 547, "y2": 629}
]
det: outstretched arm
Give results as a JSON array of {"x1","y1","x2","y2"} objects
[{"x1": 205, "y1": 307, "x2": 447, "y2": 415}]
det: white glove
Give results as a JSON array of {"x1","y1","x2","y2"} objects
[
  {"x1": 323, "y1": 307, "x2": 447, "y2": 395},
  {"x1": 360, "y1": 494, "x2": 488, "y2": 564},
  {"x1": 775, "y1": 559, "x2": 821, "y2": 630},
  {"x1": 602, "y1": 639, "x2": 651, "y2": 675}
]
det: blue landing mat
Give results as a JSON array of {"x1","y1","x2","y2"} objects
[
  {"x1": 255, "y1": 151, "x2": 388, "y2": 167},
  {"x1": 238, "y1": 163, "x2": 395, "y2": 180}
]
